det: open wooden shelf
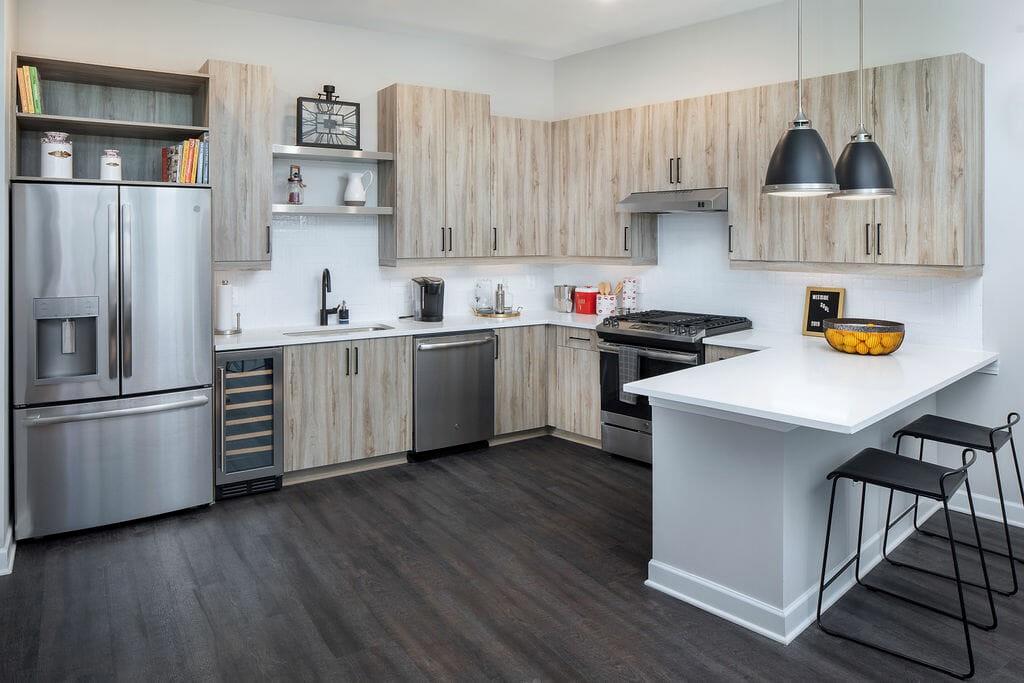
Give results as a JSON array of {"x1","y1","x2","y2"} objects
[
  {"x1": 12, "y1": 176, "x2": 210, "y2": 188},
  {"x1": 271, "y1": 204, "x2": 393, "y2": 216},
  {"x1": 17, "y1": 112, "x2": 208, "y2": 141},
  {"x1": 16, "y1": 53, "x2": 209, "y2": 94},
  {"x1": 272, "y1": 144, "x2": 393, "y2": 162}
]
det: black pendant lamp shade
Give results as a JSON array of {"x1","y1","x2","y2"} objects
[
  {"x1": 831, "y1": 128, "x2": 894, "y2": 199},
  {"x1": 763, "y1": 118, "x2": 838, "y2": 197},
  {"x1": 762, "y1": 0, "x2": 838, "y2": 197}
]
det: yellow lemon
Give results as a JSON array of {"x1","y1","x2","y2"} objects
[
  {"x1": 843, "y1": 334, "x2": 858, "y2": 347},
  {"x1": 854, "y1": 332, "x2": 868, "y2": 341},
  {"x1": 870, "y1": 346, "x2": 885, "y2": 355},
  {"x1": 844, "y1": 344, "x2": 857, "y2": 354},
  {"x1": 856, "y1": 342, "x2": 869, "y2": 355},
  {"x1": 881, "y1": 333, "x2": 896, "y2": 348},
  {"x1": 865, "y1": 334, "x2": 881, "y2": 349}
]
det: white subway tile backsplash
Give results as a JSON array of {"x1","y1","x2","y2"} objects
[{"x1": 223, "y1": 212, "x2": 981, "y2": 348}]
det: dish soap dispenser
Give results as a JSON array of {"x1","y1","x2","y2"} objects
[{"x1": 338, "y1": 300, "x2": 349, "y2": 324}]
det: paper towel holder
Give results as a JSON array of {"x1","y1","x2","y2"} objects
[{"x1": 216, "y1": 312, "x2": 242, "y2": 337}]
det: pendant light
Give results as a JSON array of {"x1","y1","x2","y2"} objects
[
  {"x1": 829, "y1": 0, "x2": 895, "y2": 199},
  {"x1": 762, "y1": 0, "x2": 838, "y2": 197}
]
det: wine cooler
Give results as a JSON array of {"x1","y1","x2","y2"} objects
[{"x1": 215, "y1": 348, "x2": 284, "y2": 499}]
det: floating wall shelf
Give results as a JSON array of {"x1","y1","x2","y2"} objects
[
  {"x1": 12, "y1": 176, "x2": 210, "y2": 189},
  {"x1": 271, "y1": 144, "x2": 394, "y2": 162},
  {"x1": 271, "y1": 204, "x2": 393, "y2": 216},
  {"x1": 17, "y1": 112, "x2": 209, "y2": 140}
]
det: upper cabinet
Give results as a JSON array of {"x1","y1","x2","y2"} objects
[
  {"x1": 203, "y1": 60, "x2": 274, "y2": 269},
  {"x1": 377, "y1": 84, "x2": 491, "y2": 263},
  {"x1": 491, "y1": 116, "x2": 551, "y2": 256},
  {"x1": 731, "y1": 53, "x2": 983, "y2": 272},
  {"x1": 727, "y1": 81, "x2": 801, "y2": 262},
  {"x1": 871, "y1": 54, "x2": 983, "y2": 267}
]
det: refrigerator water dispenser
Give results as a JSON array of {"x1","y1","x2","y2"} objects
[{"x1": 34, "y1": 296, "x2": 100, "y2": 381}]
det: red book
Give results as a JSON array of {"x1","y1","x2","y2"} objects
[{"x1": 161, "y1": 147, "x2": 169, "y2": 182}]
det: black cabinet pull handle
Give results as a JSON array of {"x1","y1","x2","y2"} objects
[
  {"x1": 493, "y1": 226, "x2": 497, "y2": 252},
  {"x1": 728, "y1": 224, "x2": 733, "y2": 253},
  {"x1": 623, "y1": 225, "x2": 630, "y2": 252},
  {"x1": 876, "y1": 223, "x2": 881, "y2": 256},
  {"x1": 494, "y1": 334, "x2": 499, "y2": 359},
  {"x1": 669, "y1": 157, "x2": 674, "y2": 184},
  {"x1": 676, "y1": 157, "x2": 681, "y2": 184},
  {"x1": 353, "y1": 346, "x2": 359, "y2": 375},
  {"x1": 345, "y1": 347, "x2": 350, "y2": 376},
  {"x1": 865, "y1": 223, "x2": 871, "y2": 256},
  {"x1": 266, "y1": 225, "x2": 271, "y2": 255},
  {"x1": 448, "y1": 227, "x2": 453, "y2": 252},
  {"x1": 441, "y1": 226, "x2": 445, "y2": 253}
]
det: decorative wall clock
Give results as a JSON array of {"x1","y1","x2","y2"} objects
[{"x1": 296, "y1": 85, "x2": 360, "y2": 149}]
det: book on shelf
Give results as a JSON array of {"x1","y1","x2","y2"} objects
[
  {"x1": 17, "y1": 65, "x2": 43, "y2": 114},
  {"x1": 160, "y1": 136, "x2": 209, "y2": 184}
]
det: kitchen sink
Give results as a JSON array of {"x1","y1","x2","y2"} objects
[{"x1": 283, "y1": 325, "x2": 394, "y2": 338}]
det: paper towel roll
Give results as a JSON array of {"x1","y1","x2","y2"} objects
[{"x1": 215, "y1": 281, "x2": 235, "y2": 332}]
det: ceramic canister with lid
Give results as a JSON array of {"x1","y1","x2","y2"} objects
[
  {"x1": 40, "y1": 132, "x2": 73, "y2": 179},
  {"x1": 100, "y1": 149, "x2": 122, "y2": 181}
]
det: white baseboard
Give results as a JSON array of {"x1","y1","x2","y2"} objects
[
  {"x1": 950, "y1": 489, "x2": 1024, "y2": 528},
  {"x1": 0, "y1": 525, "x2": 15, "y2": 576},
  {"x1": 645, "y1": 503, "x2": 939, "y2": 645}
]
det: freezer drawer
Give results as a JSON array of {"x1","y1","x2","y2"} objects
[
  {"x1": 413, "y1": 332, "x2": 495, "y2": 452},
  {"x1": 14, "y1": 388, "x2": 214, "y2": 540}
]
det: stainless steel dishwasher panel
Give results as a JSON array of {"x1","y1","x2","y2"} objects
[
  {"x1": 413, "y1": 332, "x2": 495, "y2": 452},
  {"x1": 14, "y1": 388, "x2": 214, "y2": 540}
]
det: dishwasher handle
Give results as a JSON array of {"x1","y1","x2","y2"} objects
[{"x1": 416, "y1": 337, "x2": 493, "y2": 352}]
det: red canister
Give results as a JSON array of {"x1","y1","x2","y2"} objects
[{"x1": 573, "y1": 286, "x2": 599, "y2": 315}]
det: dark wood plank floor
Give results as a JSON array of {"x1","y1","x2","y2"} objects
[{"x1": 2, "y1": 436, "x2": 1024, "y2": 680}]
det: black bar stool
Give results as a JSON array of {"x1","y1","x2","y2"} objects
[
  {"x1": 817, "y1": 447, "x2": 995, "y2": 680},
  {"x1": 884, "y1": 413, "x2": 1021, "y2": 596}
]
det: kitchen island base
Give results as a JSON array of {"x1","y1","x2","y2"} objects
[{"x1": 644, "y1": 396, "x2": 942, "y2": 645}]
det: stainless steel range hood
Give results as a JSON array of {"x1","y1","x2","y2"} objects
[{"x1": 617, "y1": 187, "x2": 728, "y2": 213}]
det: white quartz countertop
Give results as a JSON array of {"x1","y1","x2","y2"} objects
[
  {"x1": 626, "y1": 329, "x2": 999, "y2": 434},
  {"x1": 214, "y1": 311, "x2": 599, "y2": 351}
]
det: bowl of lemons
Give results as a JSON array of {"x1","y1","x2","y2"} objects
[{"x1": 823, "y1": 318, "x2": 905, "y2": 356}]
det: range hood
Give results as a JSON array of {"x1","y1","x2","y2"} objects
[{"x1": 617, "y1": 187, "x2": 728, "y2": 213}]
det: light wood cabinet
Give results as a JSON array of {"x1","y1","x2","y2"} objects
[
  {"x1": 445, "y1": 89, "x2": 492, "y2": 257},
  {"x1": 494, "y1": 326, "x2": 548, "y2": 435},
  {"x1": 704, "y1": 344, "x2": 755, "y2": 364},
  {"x1": 283, "y1": 342, "x2": 349, "y2": 471},
  {"x1": 490, "y1": 116, "x2": 550, "y2": 256},
  {"x1": 727, "y1": 81, "x2": 801, "y2": 262},
  {"x1": 351, "y1": 336, "x2": 412, "y2": 459},
  {"x1": 871, "y1": 54, "x2": 983, "y2": 267},
  {"x1": 550, "y1": 344, "x2": 601, "y2": 440},
  {"x1": 676, "y1": 94, "x2": 729, "y2": 189},
  {"x1": 799, "y1": 69, "x2": 875, "y2": 264},
  {"x1": 203, "y1": 60, "x2": 273, "y2": 269},
  {"x1": 378, "y1": 84, "x2": 446, "y2": 260},
  {"x1": 378, "y1": 84, "x2": 491, "y2": 263},
  {"x1": 284, "y1": 338, "x2": 411, "y2": 471}
]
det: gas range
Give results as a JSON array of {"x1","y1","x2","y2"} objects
[{"x1": 597, "y1": 310, "x2": 752, "y2": 350}]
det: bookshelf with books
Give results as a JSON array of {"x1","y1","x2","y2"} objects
[{"x1": 13, "y1": 54, "x2": 210, "y2": 185}]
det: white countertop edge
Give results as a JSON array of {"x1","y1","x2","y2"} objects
[
  {"x1": 628, "y1": 341, "x2": 999, "y2": 434},
  {"x1": 214, "y1": 311, "x2": 601, "y2": 351}
]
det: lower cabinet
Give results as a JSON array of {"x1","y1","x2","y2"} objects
[
  {"x1": 704, "y1": 344, "x2": 754, "y2": 364},
  {"x1": 494, "y1": 326, "x2": 548, "y2": 435},
  {"x1": 549, "y1": 328, "x2": 601, "y2": 440},
  {"x1": 284, "y1": 336, "x2": 411, "y2": 472}
]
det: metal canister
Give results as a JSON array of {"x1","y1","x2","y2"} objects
[{"x1": 553, "y1": 285, "x2": 576, "y2": 313}]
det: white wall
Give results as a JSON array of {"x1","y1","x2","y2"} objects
[
  {"x1": 1, "y1": 0, "x2": 17, "y2": 574},
  {"x1": 17, "y1": 0, "x2": 556, "y2": 326},
  {"x1": 552, "y1": 0, "x2": 1024, "y2": 509}
]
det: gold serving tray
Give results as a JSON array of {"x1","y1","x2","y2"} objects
[{"x1": 472, "y1": 308, "x2": 522, "y2": 319}]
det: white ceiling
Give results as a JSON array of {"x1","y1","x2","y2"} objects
[{"x1": 193, "y1": 0, "x2": 782, "y2": 60}]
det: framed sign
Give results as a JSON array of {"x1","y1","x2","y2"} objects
[{"x1": 803, "y1": 286, "x2": 845, "y2": 337}]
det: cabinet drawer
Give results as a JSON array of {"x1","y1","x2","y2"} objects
[{"x1": 555, "y1": 326, "x2": 598, "y2": 351}]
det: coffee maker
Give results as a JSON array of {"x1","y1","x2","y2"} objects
[{"x1": 412, "y1": 276, "x2": 444, "y2": 322}]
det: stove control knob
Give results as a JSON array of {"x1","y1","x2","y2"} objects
[{"x1": 686, "y1": 327, "x2": 697, "y2": 336}]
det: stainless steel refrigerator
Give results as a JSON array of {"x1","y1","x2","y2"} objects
[{"x1": 12, "y1": 182, "x2": 214, "y2": 540}]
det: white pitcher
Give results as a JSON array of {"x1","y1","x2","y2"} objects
[{"x1": 343, "y1": 170, "x2": 374, "y2": 206}]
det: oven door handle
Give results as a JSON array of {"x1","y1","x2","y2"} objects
[{"x1": 597, "y1": 341, "x2": 700, "y2": 366}]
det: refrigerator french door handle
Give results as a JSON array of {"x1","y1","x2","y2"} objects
[
  {"x1": 121, "y1": 203, "x2": 133, "y2": 378},
  {"x1": 22, "y1": 395, "x2": 210, "y2": 427},
  {"x1": 108, "y1": 203, "x2": 119, "y2": 379}
]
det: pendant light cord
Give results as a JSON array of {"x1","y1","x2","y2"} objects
[
  {"x1": 796, "y1": 0, "x2": 805, "y2": 121},
  {"x1": 858, "y1": 0, "x2": 865, "y2": 128}
]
